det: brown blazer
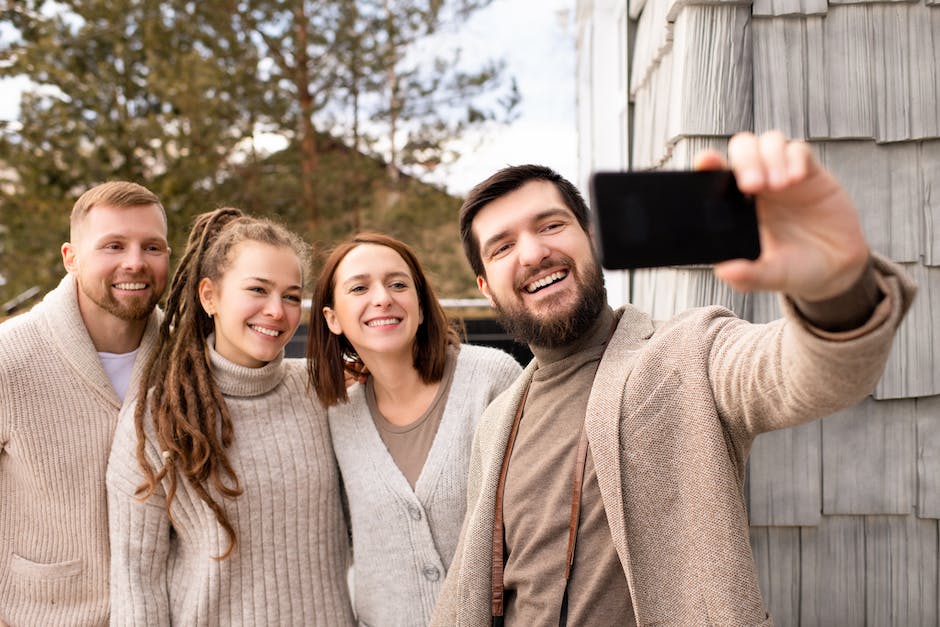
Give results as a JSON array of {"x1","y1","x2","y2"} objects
[{"x1": 431, "y1": 255, "x2": 915, "y2": 626}]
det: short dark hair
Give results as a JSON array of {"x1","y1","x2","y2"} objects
[
  {"x1": 307, "y1": 232, "x2": 460, "y2": 407},
  {"x1": 458, "y1": 164, "x2": 590, "y2": 277}
]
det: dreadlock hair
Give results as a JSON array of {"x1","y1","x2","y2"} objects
[{"x1": 132, "y1": 207, "x2": 310, "y2": 559}]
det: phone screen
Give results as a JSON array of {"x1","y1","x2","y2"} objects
[{"x1": 589, "y1": 170, "x2": 760, "y2": 269}]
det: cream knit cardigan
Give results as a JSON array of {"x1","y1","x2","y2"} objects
[
  {"x1": 107, "y1": 346, "x2": 355, "y2": 626},
  {"x1": 0, "y1": 274, "x2": 161, "y2": 627},
  {"x1": 329, "y1": 344, "x2": 521, "y2": 627}
]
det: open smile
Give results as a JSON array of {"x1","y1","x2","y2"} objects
[
  {"x1": 249, "y1": 324, "x2": 283, "y2": 338},
  {"x1": 523, "y1": 270, "x2": 568, "y2": 294},
  {"x1": 112, "y1": 282, "x2": 148, "y2": 291},
  {"x1": 366, "y1": 317, "x2": 402, "y2": 328}
]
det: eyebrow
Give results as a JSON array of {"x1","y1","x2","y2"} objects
[
  {"x1": 245, "y1": 277, "x2": 302, "y2": 291},
  {"x1": 92, "y1": 233, "x2": 168, "y2": 245},
  {"x1": 480, "y1": 208, "x2": 572, "y2": 256},
  {"x1": 340, "y1": 271, "x2": 411, "y2": 287}
]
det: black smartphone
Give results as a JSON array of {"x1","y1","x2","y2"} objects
[{"x1": 589, "y1": 170, "x2": 760, "y2": 269}]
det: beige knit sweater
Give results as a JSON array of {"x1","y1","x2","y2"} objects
[
  {"x1": 0, "y1": 275, "x2": 161, "y2": 627},
  {"x1": 107, "y1": 345, "x2": 355, "y2": 626}
]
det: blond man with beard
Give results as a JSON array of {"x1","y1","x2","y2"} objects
[{"x1": 0, "y1": 182, "x2": 169, "y2": 626}]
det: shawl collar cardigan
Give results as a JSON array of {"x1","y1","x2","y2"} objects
[
  {"x1": 0, "y1": 274, "x2": 161, "y2": 626},
  {"x1": 432, "y1": 255, "x2": 915, "y2": 627}
]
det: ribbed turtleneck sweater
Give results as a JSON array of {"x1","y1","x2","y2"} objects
[
  {"x1": 0, "y1": 274, "x2": 161, "y2": 627},
  {"x1": 106, "y1": 343, "x2": 354, "y2": 626}
]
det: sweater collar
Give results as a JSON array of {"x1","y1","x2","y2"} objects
[
  {"x1": 529, "y1": 305, "x2": 617, "y2": 366},
  {"x1": 39, "y1": 274, "x2": 162, "y2": 408},
  {"x1": 206, "y1": 334, "x2": 286, "y2": 397}
]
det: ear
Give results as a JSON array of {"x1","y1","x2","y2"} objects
[
  {"x1": 61, "y1": 242, "x2": 77, "y2": 274},
  {"x1": 477, "y1": 276, "x2": 496, "y2": 308},
  {"x1": 322, "y1": 306, "x2": 343, "y2": 335},
  {"x1": 198, "y1": 277, "x2": 217, "y2": 317}
]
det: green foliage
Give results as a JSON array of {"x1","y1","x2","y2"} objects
[{"x1": 0, "y1": 0, "x2": 511, "y2": 303}]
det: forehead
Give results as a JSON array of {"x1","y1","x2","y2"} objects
[
  {"x1": 336, "y1": 244, "x2": 412, "y2": 280},
  {"x1": 472, "y1": 180, "x2": 578, "y2": 243},
  {"x1": 225, "y1": 240, "x2": 302, "y2": 280},
  {"x1": 77, "y1": 203, "x2": 167, "y2": 242}
]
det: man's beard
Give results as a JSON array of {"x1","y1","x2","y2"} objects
[
  {"x1": 79, "y1": 274, "x2": 160, "y2": 322},
  {"x1": 491, "y1": 256, "x2": 606, "y2": 349}
]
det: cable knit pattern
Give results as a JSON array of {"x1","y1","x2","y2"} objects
[
  {"x1": 0, "y1": 275, "x2": 161, "y2": 627},
  {"x1": 329, "y1": 344, "x2": 521, "y2": 627},
  {"x1": 432, "y1": 254, "x2": 916, "y2": 627},
  {"x1": 107, "y1": 347, "x2": 355, "y2": 626}
]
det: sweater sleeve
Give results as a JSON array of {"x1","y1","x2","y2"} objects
[
  {"x1": 707, "y1": 253, "x2": 915, "y2": 440},
  {"x1": 106, "y1": 403, "x2": 172, "y2": 626}
]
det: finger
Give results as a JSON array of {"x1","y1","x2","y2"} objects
[
  {"x1": 783, "y1": 139, "x2": 813, "y2": 184},
  {"x1": 727, "y1": 132, "x2": 764, "y2": 193},
  {"x1": 757, "y1": 130, "x2": 789, "y2": 190},
  {"x1": 693, "y1": 149, "x2": 726, "y2": 171},
  {"x1": 714, "y1": 256, "x2": 787, "y2": 293}
]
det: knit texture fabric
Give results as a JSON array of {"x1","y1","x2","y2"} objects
[
  {"x1": 107, "y1": 347, "x2": 355, "y2": 626},
  {"x1": 0, "y1": 274, "x2": 161, "y2": 627},
  {"x1": 431, "y1": 254, "x2": 916, "y2": 627},
  {"x1": 329, "y1": 344, "x2": 521, "y2": 627}
]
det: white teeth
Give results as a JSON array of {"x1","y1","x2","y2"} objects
[
  {"x1": 525, "y1": 271, "x2": 566, "y2": 293},
  {"x1": 367, "y1": 318, "x2": 400, "y2": 327},
  {"x1": 114, "y1": 282, "x2": 147, "y2": 290},
  {"x1": 250, "y1": 325, "x2": 281, "y2": 337}
]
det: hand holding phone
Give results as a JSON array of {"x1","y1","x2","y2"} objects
[{"x1": 589, "y1": 170, "x2": 760, "y2": 270}]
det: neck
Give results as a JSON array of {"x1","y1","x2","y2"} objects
[
  {"x1": 77, "y1": 293, "x2": 149, "y2": 353},
  {"x1": 363, "y1": 350, "x2": 439, "y2": 426}
]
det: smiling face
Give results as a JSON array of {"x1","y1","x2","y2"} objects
[
  {"x1": 322, "y1": 243, "x2": 423, "y2": 363},
  {"x1": 63, "y1": 203, "x2": 170, "y2": 324},
  {"x1": 198, "y1": 240, "x2": 303, "y2": 368},
  {"x1": 473, "y1": 180, "x2": 606, "y2": 348}
]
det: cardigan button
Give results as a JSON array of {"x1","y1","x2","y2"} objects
[
  {"x1": 422, "y1": 565, "x2": 440, "y2": 581},
  {"x1": 408, "y1": 505, "x2": 423, "y2": 521}
]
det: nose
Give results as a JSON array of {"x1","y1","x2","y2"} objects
[
  {"x1": 516, "y1": 232, "x2": 550, "y2": 267},
  {"x1": 122, "y1": 247, "x2": 146, "y2": 271},
  {"x1": 371, "y1": 284, "x2": 392, "y2": 307},
  {"x1": 263, "y1": 296, "x2": 286, "y2": 320}
]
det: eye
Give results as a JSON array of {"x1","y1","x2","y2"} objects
[
  {"x1": 283, "y1": 293, "x2": 302, "y2": 304},
  {"x1": 489, "y1": 241, "x2": 513, "y2": 260},
  {"x1": 348, "y1": 285, "x2": 367, "y2": 294},
  {"x1": 389, "y1": 280, "x2": 409, "y2": 290},
  {"x1": 104, "y1": 242, "x2": 122, "y2": 251},
  {"x1": 540, "y1": 221, "x2": 565, "y2": 234},
  {"x1": 248, "y1": 286, "x2": 267, "y2": 295},
  {"x1": 145, "y1": 244, "x2": 166, "y2": 253}
]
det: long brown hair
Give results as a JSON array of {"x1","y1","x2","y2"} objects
[
  {"x1": 307, "y1": 232, "x2": 459, "y2": 407},
  {"x1": 133, "y1": 207, "x2": 309, "y2": 559}
]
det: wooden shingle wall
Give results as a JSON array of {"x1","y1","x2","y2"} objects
[{"x1": 577, "y1": 0, "x2": 940, "y2": 622}]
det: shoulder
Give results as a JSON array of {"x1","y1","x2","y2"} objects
[
  {"x1": 0, "y1": 308, "x2": 50, "y2": 381},
  {"x1": 455, "y1": 343, "x2": 523, "y2": 377},
  {"x1": 618, "y1": 304, "x2": 743, "y2": 351},
  {"x1": 278, "y1": 358, "x2": 330, "y2": 425}
]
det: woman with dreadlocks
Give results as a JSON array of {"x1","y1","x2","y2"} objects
[{"x1": 106, "y1": 208, "x2": 354, "y2": 625}]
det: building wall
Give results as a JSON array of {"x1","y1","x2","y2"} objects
[{"x1": 576, "y1": 0, "x2": 940, "y2": 624}]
